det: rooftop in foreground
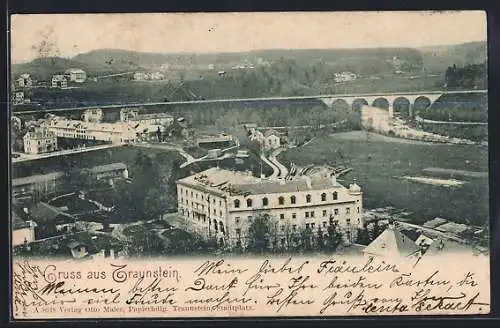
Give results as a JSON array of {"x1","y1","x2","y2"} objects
[{"x1": 177, "y1": 167, "x2": 345, "y2": 196}]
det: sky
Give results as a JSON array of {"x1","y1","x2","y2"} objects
[{"x1": 10, "y1": 11, "x2": 487, "y2": 63}]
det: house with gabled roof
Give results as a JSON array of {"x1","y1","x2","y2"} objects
[{"x1": 363, "y1": 224, "x2": 421, "y2": 259}]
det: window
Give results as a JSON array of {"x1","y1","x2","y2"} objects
[
  {"x1": 201, "y1": 196, "x2": 204, "y2": 201},
  {"x1": 234, "y1": 199, "x2": 240, "y2": 208},
  {"x1": 311, "y1": 211, "x2": 315, "y2": 218},
  {"x1": 322, "y1": 210, "x2": 327, "y2": 217},
  {"x1": 219, "y1": 201, "x2": 222, "y2": 207},
  {"x1": 247, "y1": 199, "x2": 253, "y2": 207},
  {"x1": 235, "y1": 217, "x2": 240, "y2": 224},
  {"x1": 292, "y1": 224, "x2": 297, "y2": 231},
  {"x1": 306, "y1": 194, "x2": 312, "y2": 203},
  {"x1": 311, "y1": 223, "x2": 315, "y2": 229},
  {"x1": 191, "y1": 191, "x2": 193, "y2": 197},
  {"x1": 357, "y1": 207, "x2": 360, "y2": 213},
  {"x1": 278, "y1": 196, "x2": 285, "y2": 205},
  {"x1": 323, "y1": 221, "x2": 327, "y2": 227},
  {"x1": 247, "y1": 216, "x2": 252, "y2": 222},
  {"x1": 305, "y1": 223, "x2": 310, "y2": 229},
  {"x1": 292, "y1": 213, "x2": 297, "y2": 219},
  {"x1": 332, "y1": 192, "x2": 338, "y2": 200},
  {"x1": 346, "y1": 218, "x2": 351, "y2": 225},
  {"x1": 236, "y1": 228, "x2": 241, "y2": 235},
  {"x1": 346, "y1": 207, "x2": 351, "y2": 214},
  {"x1": 262, "y1": 197, "x2": 269, "y2": 207},
  {"x1": 219, "y1": 210, "x2": 222, "y2": 216},
  {"x1": 280, "y1": 214, "x2": 285, "y2": 220},
  {"x1": 334, "y1": 208, "x2": 339, "y2": 215},
  {"x1": 281, "y1": 225, "x2": 285, "y2": 232},
  {"x1": 305, "y1": 212, "x2": 310, "y2": 218},
  {"x1": 321, "y1": 193, "x2": 326, "y2": 201},
  {"x1": 290, "y1": 195, "x2": 296, "y2": 204},
  {"x1": 213, "y1": 209, "x2": 216, "y2": 214}
]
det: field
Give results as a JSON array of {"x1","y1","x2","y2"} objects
[{"x1": 278, "y1": 131, "x2": 489, "y2": 227}]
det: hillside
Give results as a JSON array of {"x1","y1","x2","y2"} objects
[
  {"x1": 11, "y1": 56, "x2": 142, "y2": 81},
  {"x1": 419, "y1": 41, "x2": 487, "y2": 72},
  {"x1": 70, "y1": 47, "x2": 425, "y2": 73}
]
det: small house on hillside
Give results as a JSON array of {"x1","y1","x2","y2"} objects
[
  {"x1": 16, "y1": 74, "x2": 33, "y2": 88},
  {"x1": 65, "y1": 68, "x2": 87, "y2": 83},
  {"x1": 51, "y1": 74, "x2": 68, "y2": 88}
]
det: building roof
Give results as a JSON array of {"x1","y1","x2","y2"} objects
[
  {"x1": 177, "y1": 167, "x2": 344, "y2": 196},
  {"x1": 29, "y1": 201, "x2": 74, "y2": 224},
  {"x1": 423, "y1": 217, "x2": 448, "y2": 228},
  {"x1": 12, "y1": 209, "x2": 30, "y2": 230},
  {"x1": 13, "y1": 172, "x2": 65, "y2": 187},
  {"x1": 66, "y1": 68, "x2": 86, "y2": 73},
  {"x1": 363, "y1": 226, "x2": 421, "y2": 258},
  {"x1": 45, "y1": 117, "x2": 135, "y2": 133},
  {"x1": 434, "y1": 222, "x2": 470, "y2": 235},
  {"x1": 131, "y1": 113, "x2": 174, "y2": 120},
  {"x1": 263, "y1": 129, "x2": 280, "y2": 138},
  {"x1": 52, "y1": 75, "x2": 67, "y2": 81},
  {"x1": 424, "y1": 238, "x2": 472, "y2": 255},
  {"x1": 88, "y1": 162, "x2": 127, "y2": 174},
  {"x1": 67, "y1": 240, "x2": 86, "y2": 249},
  {"x1": 23, "y1": 128, "x2": 56, "y2": 140}
]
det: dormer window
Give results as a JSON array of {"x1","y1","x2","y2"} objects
[
  {"x1": 278, "y1": 196, "x2": 285, "y2": 205},
  {"x1": 321, "y1": 193, "x2": 326, "y2": 201},
  {"x1": 290, "y1": 195, "x2": 296, "y2": 204},
  {"x1": 246, "y1": 199, "x2": 253, "y2": 207},
  {"x1": 306, "y1": 194, "x2": 312, "y2": 203},
  {"x1": 332, "y1": 192, "x2": 338, "y2": 200},
  {"x1": 234, "y1": 199, "x2": 240, "y2": 208},
  {"x1": 262, "y1": 197, "x2": 269, "y2": 207}
]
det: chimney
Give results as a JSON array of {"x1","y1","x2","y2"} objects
[
  {"x1": 331, "y1": 173, "x2": 337, "y2": 185},
  {"x1": 304, "y1": 176, "x2": 312, "y2": 189}
]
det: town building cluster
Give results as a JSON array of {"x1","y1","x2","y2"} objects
[
  {"x1": 133, "y1": 71, "x2": 166, "y2": 81},
  {"x1": 334, "y1": 71, "x2": 358, "y2": 83},
  {"x1": 176, "y1": 167, "x2": 363, "y2": 248}
]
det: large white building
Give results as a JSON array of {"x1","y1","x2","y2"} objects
[
  {"x1": 176, "y1": 167, "x2": 363, "y2": 248},
  {"x1": 23, "y1": 128, "x2": 58, "y2": 154},
  {"x1": 41, "y1": 116, "x2": 136, "y2": 144}
]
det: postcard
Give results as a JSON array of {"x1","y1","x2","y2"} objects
[{"x1": 10, "y1": 11, "x2": 489, "y2": 319}]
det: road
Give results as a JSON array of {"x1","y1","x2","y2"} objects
[
  {"x1": 14, "y1": 89, "x2": 486, "y2": 114},
  {"x1": 132, "y1": 142, "x2": 195, "y2": 162},
  {"x1": 268, "y1": 148, "x2": 289, "y2": 179},
  {"x1": 12, "y1": 144, "x2": 120, "y2": 163},
  {"x1": 415, "y1": 115, "x2": 488, "y2": 126},
  {"x1": 260, "y1": 153, "x2": 279, "y2": 179}
]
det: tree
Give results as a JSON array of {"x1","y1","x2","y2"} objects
[
  {"x1": 315, "y1": 227, "x2": 325, "y2": 250},
  {"x1": 356, "y1": 224, "x2": 371, "y2": 245},
  {"x1": 246, "y1": 213, "x2": 277, "y2": 254},
  {"x1": 300, "y1": 227, "x2": 314, "y2": 252},
  {"x1": 325, "y1": 223, "x2": 343, "y2": 251},
  {"x1": 144, "y1": 187, "x2": 174, "y2": 220}
]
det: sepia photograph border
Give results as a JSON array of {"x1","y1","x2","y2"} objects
[{"x1": 3, "y1": 0, "x2": 500, "y2": 326}]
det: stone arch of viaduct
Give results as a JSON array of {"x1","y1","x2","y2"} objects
[{"x1": 320, "y1": 93, "x2": 443, "y2": 117}]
